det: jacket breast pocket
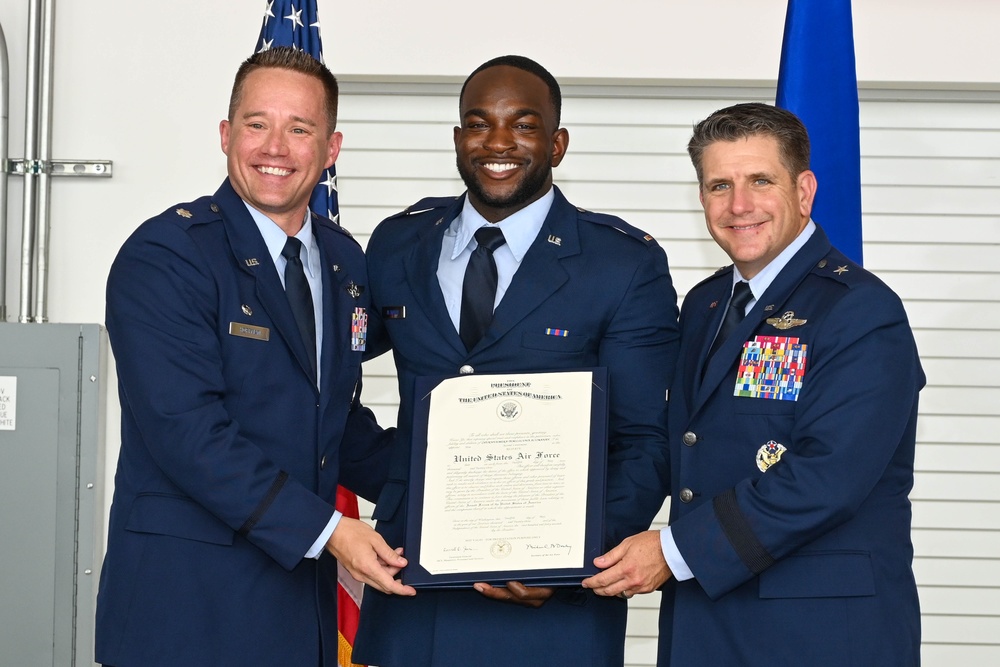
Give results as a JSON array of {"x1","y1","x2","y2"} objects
[
  {"x1": 733, "y1": 395, "x2": 798, "y2": 415},
  {"x1": 758, "y1": 551, "x2": 875, "y2": 599},
  {"x1": 125, "y1": 493, "x2": 235, "y2": 546},
  {"x1": 520, "y1": 331, "x2": 590, "y2": 353}
]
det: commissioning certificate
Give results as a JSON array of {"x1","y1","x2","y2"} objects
[{"x1": 402, "y1": 368, "x2": 608, "y2": 588}]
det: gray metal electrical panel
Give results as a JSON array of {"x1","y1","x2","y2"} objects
[{"x1": 0, "y1": 323, "x2": 107, "y2": 666}]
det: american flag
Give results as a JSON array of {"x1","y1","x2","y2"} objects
[
  {"x1": 256, "y1": 0, "x2": 340, "y2": 223},
  {"x1": 255, "y1": 4, "x2": 363, "y2": 667}
]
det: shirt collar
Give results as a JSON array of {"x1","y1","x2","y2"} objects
[
  {"x1": 244, "y1": 204, "x2": 319, "y2": 278},
  {"x1": 448, "y1": 187, "x2": 555, "y2": 261},
  {"x1": 732, "y1": 220, "x2": 816, "y2": 299}
]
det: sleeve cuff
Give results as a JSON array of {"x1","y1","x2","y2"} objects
[
  {"x1": 306, "y1": 510, "x2": 342, "y2": 559},
  {"x1": 661, "y1": 526, "x2": 695, "y2": 581}
]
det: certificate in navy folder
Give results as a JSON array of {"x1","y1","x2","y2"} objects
[{"x1": 402, "y1": 368, "x2": 608, "y2": 588}]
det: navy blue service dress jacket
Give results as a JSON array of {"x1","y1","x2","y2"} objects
[
  {"x1": 96, "y1": 179, "x2": 390, "y2": 667},
  {"x1": 659, "y1": 225, "x2": 923, "y2": 666},
  {"x1": 352, "y1": 186, "x2": 680, "y2": 666}
]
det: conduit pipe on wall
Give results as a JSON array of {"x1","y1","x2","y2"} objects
[
  {"x1": 4, "y1": 0, "x2": 111, "y2": 324},
  {"x1": 0, "y1": 21, "x2": 9, "y2": 322}
]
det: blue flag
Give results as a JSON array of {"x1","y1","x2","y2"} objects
[
  {"x1": 256, "y1": 0, "x2": 339, "y2": 223},
  {"x1": 776, "y1": 0, "x2": 862, "y2": 265}
]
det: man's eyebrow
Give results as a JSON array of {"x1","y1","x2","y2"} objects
[{"x1": 240, "y1": 111, "x2": 318, "y2": 127}]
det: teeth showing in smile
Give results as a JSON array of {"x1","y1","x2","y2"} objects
[
  {"x1": 258, "y1": 166, "x2": 291, "y2": 176},
  {"x1": 483, "y1": 163, "x2": 517, "y2": 173}
]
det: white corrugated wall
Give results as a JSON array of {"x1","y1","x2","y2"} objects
[{"x1": 335, "y1": 80, "x2": 1000, "y2": 666}]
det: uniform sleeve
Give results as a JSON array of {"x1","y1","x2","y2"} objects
[
  {"x1": 600, "y1": 242, "x2": 680, "y2": 547},
  {"x1": 671, "y1": 284, "x2": 923, "y2": 599},
  {"x1": 107, "y1": 221, "x2": 333, "y2": 571}
]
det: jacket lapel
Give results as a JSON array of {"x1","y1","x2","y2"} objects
[
  {"x1": 315, "y1": 216, "x2": 355, "y2": 400},
  {"x1": 214, "y1": 179, "x2": 317, "y2": 387},
  {"x1": 475, "y1": 188, "x2": 576, "y2": 352},
  {"x1": 402, "y1": 197, "x2": 468, "y2": 356}
]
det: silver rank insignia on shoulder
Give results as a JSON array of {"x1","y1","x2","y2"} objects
[
  {"x1": 835, "y1": 265, "x2": 849, "y2": 275},
  {"x1": 547, "y1": 235, "x2": 562, "y2": 246},
  {"x1": 346, "y1": 282, "x2": 364, "y2": 299},
  {"x1": 756, "y1": 440, "x2": 787, "y2": 472},
  {"x1": 241, "y1": 304, "x2": 253, "y2": 316},
  {"x1": 766, "y1": 311, "x2": 807, "y2": 330},
  {"x1": 176, "y1": 208, "x2": 192, "y2": 218}
]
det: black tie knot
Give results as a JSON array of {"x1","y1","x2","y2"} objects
[
  {"x1": 281, "y1": 236, "x2": 304, "y2": 262},
  {"x1": 730, "y1": 280, "x2": 753, "y2": 312},
  {"x1": 474, "y1": 226, "x2": 506, "y2": 253}
]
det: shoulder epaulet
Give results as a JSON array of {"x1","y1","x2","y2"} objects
[
  {"x1": 311, "y1": 210, "x2": 355, "y2": 240},
  {"x1": 690, "y1": 264, "x2": 734, "y2": 291},
  {"x1": 166, "y1": 195, "x2": 220, "y2": 228},
  {"x1": 812, "y1": 253, "x2": 862, "y2": 285},
  {"x1": 575, "y1": 206, "x2": 660, "y2": 247},
  {"x1": 386, "y1": 196, "x2": 459, "y2": 220}
]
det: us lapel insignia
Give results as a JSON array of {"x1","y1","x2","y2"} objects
[
  {"x1": 766, "y1": 311, "x2": 807, "y2": 330},
  {"x1": 709, "y1": 300, "x2": 719, "y2": 309},
  {"x1": 244, "y1": 258, "x2": 260, "y2": 267},
  {"x1": 346, "y1": 282, "x2": 364, "y2": 299},
  {"x1": 547, "y1": 235, "x2": 562, "y2": 246},
  {"x1": 756, "y1": 440, "x2": 787, "y2": 472},
  {"x1": 241, "y1": 304, "x2": 253, "y2": 317},
  {"x1": 176, "y1": 208, "x2": 192, "y2": 218},
  {"x1": 332, "y1": 264, "x2": 341, "y2": 273},
  {"x1": 764, "y1": 304, "x2": 775, "y2": 312}
]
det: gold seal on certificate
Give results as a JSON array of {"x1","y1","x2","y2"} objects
[{"x1": 403, "y1": 369, "x2": 608, "y2": 588}]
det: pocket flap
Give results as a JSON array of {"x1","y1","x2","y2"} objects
[
  {"x1": 759, "y1": 551, "x2": 874, "y2": 599},
  {"x1": 126, "y1": 494, "x2": 235, "y2": 546}
]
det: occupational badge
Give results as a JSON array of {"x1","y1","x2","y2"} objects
[
  {"x1": 766, "y1": 311, "x2": 807, "y2": 330},
  {"x1": 346, "y1": 282, "x2": 364, "y2": 299},
  {"x1": 756, "y1": 440, "x2": 787, "y2": 472}
]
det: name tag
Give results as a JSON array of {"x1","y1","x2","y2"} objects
[{"x1": 229, "y1": 322, "x2": 270, "y2": 341}]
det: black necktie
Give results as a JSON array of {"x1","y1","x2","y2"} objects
[
  {"x1": 708, "y1": 281, "x2": 753, "y2": 358},
  {"x1": 459, "y1": 226, "x2": 507, "y2": 351},
  {"x1": 281, "y1": 236, "x2": 317, "y2": 372}
]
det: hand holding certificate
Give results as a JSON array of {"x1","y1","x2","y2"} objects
[{"x1": 403, "y1": 369, "x2": 608, "y2": 588}]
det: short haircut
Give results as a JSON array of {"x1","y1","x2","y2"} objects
[
  {"x1": 228, "y1": 46, "x2": 339, "y2": 134},
  {"x1": 687, "y1": 102, "x2": 811, "y2": 187},
  {"x1": 459, "y1": 55, "x2": 562, "y2": 126}
]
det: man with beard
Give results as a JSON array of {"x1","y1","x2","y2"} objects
[{"x1": 352, "y1": 55, "x2": 680, "y2": 666}]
